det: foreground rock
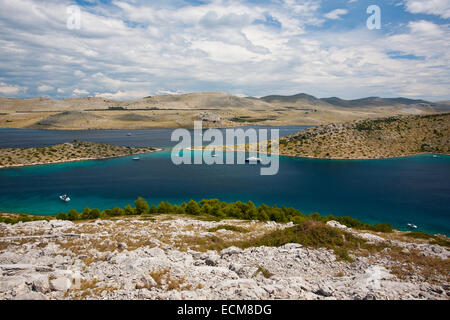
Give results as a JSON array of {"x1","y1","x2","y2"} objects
[{"x1": 0, "y1": 216, "x2": 448, "y2": 300}]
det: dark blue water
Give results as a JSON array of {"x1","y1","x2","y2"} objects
[
  {"x1": 0, "y1": 148, "x2": 448, "y2": 235},
  {"x1": 0, "y1": 126, "x2": 310, "y2": 149}
]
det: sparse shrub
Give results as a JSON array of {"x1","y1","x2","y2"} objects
[{"x1": 208, "y1": 225, "x2": 249, "y2": 233}]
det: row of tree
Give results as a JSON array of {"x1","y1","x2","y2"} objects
[{"x1": 55, "y1": 197, "x2": 392, "y2": 233}]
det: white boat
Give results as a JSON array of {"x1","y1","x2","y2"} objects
[
  {"x1": 433, "y1": 155, "x2": 437, "y2": 158},
  {"x1": 245, "y1": 156, "x2": 262, "y2": 163},
  {"x1": 133, "y1": 157, "x2": 140, "y2": 160},
  {"x1": 127, "y1": 133, "x2": 132, "y2": 136},
  {"x1": 407, "y1": 223, "x2": 418, "y2": 229},
  {"x1": 59, "y1": 194, "x2": 70, "y2": 202}
]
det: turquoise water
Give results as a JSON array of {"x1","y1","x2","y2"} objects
[{"x1": 0, "y1": 150, "x2": 449, "y2": 235}]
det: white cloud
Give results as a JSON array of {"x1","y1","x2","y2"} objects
[
  {"x1": 38, "y1": 85, "x2": 54, "y2": 92},
  {"x1": 324, "y1": 9, "x2": 348, "y2": 20},
  {"x1": 157, "y1": 90, "x2": 185, "y2": 95},
  {"x1": 95, "y1": 90, "x2": 150, "y2": 100},
  {"x1": 0, "y1": 82, "x2": 25, "y2": 95},
  {"x1": 408, "y1": 20, "x2": 444, "y2": 37},
  {"x1": 0, "y1": 0, "x2": 448, "y2": 101},
  {"x1": 405, "y1": 0, "x2": 450, "y2": 19},
  {"x1": 74, "y1": 70, "x2": 86, "y2": 77},
  {"x1": 73, "y1": 89, "x2": 89, "y2": 95}
]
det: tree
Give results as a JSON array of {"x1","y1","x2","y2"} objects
[
  {"x1": 134, "y1": 197, "x2": 149, "y2": 215},
  {"x1": 149, "y1": 204, "x2": 158, "y2": 214},
  {"x1": 175, "y1": 206, "x2": 185, "y2": 215},
  {"x1": 185, "y1": 199, "x2": 201, "y2": 215},
  {"x1": 67, "y1": 209, "x2": 79, "y2": 221},
  {"x1": 201, "y1": 203, "x2": 212, "y2": 215},
  {"x1": 81, "y1": 207, "x2": 91, "y2": 220},
  {"x1": 89, "y1": 208, "x2": 101, "y2": 219},
  {"x1": 111, "y1": 207, "x2": 124, "y2": 216},
  {"x1": 124, "y1": 205, "x2": 135, "y2": 216},
  {"x1": 56, "y1": 212, "x2": 68, "y2": 220}
]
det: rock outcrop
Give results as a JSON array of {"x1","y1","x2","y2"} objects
[{"x1": 0, "y1": 216, "x2": 448, "y2": 300}]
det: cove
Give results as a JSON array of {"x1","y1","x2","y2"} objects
[{"x1": 0, "y1": 150, "x2": 448, "y2": 236}]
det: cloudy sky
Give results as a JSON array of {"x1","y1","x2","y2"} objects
[{"x1": 0, "y1": 0, "x2": 449, "y2": 101}]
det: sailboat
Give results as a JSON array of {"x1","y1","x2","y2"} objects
[
  {"x1": 59, "y1": 194, "x2": 71, "y2": 202},
  {"x1": 407, "y1": 223, "x2": 418, "y2": 229},
  {"x1": 246, "y1": 156, "x2": 262, "y2": 163}
]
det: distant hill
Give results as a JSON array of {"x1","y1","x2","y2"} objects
[
  {"x1": 33, "y1": 111, "x2": 106, "y2": 128},
  {"x1": 123, "y1": 92, "x2": 272, "y2": 110},
  {"x1": 1, "y1": 92, "x2": 449, "y2": 129},
  {"x1": 260, "y1": 93, "x2": 432, "y2": 108},
  {"x1": 279, "y1": 113, "x2": 450, "y2": 159},
  {"x1": 260, "y1": 93, "x2": 326, "y2": 106}
]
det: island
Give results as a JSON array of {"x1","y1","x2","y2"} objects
[
  {"x1": 279, "y1": 113, "x2": 449, "y2": 159},
  {"x1": 0, "y1": 141, "x2": 160, "y2": 169}
]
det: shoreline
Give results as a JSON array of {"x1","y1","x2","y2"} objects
[
  {"x1": 0, "y1": 123, "x2": 317, "y2": 131},
  {"x1": 0, "y1": 148, "x2": 164, "y2": 170},
  {"x1": 187, "y1": 145, "x2": 450, "y2": 161},
  {"x1": 279, "y1": 152, "x2": 450, "y2": 161}
]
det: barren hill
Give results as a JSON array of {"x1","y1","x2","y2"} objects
[
  {"x1": 279, "y1": 113, "x2": 450, "y2": 159},
  {"x1": 1, "y1": 92, "x2": 449, "y2": 129},
  {"x1": 33, "y1": 111, "x2": 106, "y2": 129}
]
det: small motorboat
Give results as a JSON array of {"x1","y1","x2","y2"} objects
[
  {"x1": 433, "y1": 155, "x2": 437, "y2": 158},
  {"x1": 127, "y1": 133, "x2": 132, "y2": 136},
  {"x1": 59, "y1": 194, "x2": 71, "y2": 202},
  {"x1": 407, "y1": 223, "x2": 418, "y2": 229},
  {"x1": 133, "y1": 157, "x2": 140, "y2": 161},
  {"x1": 245, "y1": 156, "x2": 262, "y2": 163}
]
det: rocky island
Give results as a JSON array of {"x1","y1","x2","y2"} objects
[
  {"x1": 279, "y1": 113, "x2": 450, "y2": 159},
  {"x1": 0, "y1": 141, "x2": 159, "y2": 169}
]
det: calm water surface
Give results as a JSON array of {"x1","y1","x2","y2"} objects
[{"x1": 0, "y1": 128, "x2": 448, "y2": 235}]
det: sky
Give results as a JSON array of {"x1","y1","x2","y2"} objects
[{"x1": 0, "y1": 0, "x2": 449, "y2": 101}]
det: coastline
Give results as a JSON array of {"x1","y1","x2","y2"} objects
[
  {"x1": 188, "y1": 145, "x2": 450, "y2": 161},
  {"x1": 0, "y1": 148, "x2": 164, "y2": 170}
]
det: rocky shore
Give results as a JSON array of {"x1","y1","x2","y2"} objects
[
  {"x1": 0, "y1": 216, "x2": 448, "y2": 300},
  {"x1": 0, "y1": 141, "x2": 160, "y2": 169}
]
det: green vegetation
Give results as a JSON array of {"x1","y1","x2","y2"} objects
[
  {"x1": 0, "y1": 213, "x2": 50, "y2": 224},
  {"x1": 405, "y1": 231, "x2": 450, "y2": 248},
  {"x1": 236, "y1": 220, "x2": 375, "y2": 262},
  {"x1": 53, "y1": 197, "x2": 392, "y2": 234}
]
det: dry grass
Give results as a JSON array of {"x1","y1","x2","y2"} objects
[
  {"x1": 143, "y1": 268, "x2": 194, "y2": 291},
  {"x1": 69, "y1": 278, "x2": 119, "y2": 300},
  {"x1": 253, "y1": 266, "x2": 274, "y2": 279},
  {"x1": 381, "y1": 247, "x2": 450, "y2": 284}
]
